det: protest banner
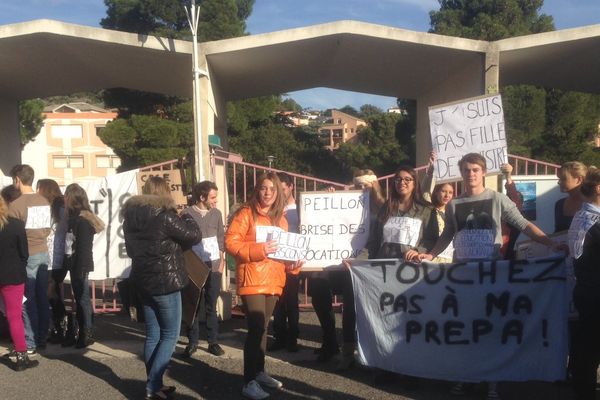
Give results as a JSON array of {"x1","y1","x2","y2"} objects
[
  {"x1": 516, "y1": 232, "x2": 576, "y2": 318},
  {"x1": 78, "y1": 170, "x2": 139, "y2": 280},
  {"x1": 350, "y1": 258, "x2": 568, "y2": 382},
  {"x1": 298, "y1": 190, "x2": 370, "y2": 270},
  {"x1": 429, "y1": 94, "x2": 507, "y2": 182},
  {"x1": 136, "y1": 170, "x2": 187, "y2": 210}
]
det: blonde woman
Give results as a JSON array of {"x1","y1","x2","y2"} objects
[
  {"x1": 556, "y1": 161, "x2": 588, "y2": 232},
  {"x1": 123, "y1": 176, "x2": 201, "y2": 400}
]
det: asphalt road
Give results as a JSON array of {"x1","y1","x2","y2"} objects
[{"x1": 0, "y1": 310, "x2": 578, "y2": 400}]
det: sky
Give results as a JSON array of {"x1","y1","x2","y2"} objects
[{"x1": 1, "y1": 0, "x2": 599, "y2": 111}]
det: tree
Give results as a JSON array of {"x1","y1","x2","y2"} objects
[
  {"x1": 99, "y1": 0, "x2": 256, "y2": 170},
  {"x1": 101, "y1": 0, "x2": 254, "y2": 41},
  {"x1": 98, "y1": 114, "x2": 193, "y2": 169},
  {"x1": 278, "y1": 98, "x2": 303, "y2": 112},
  {"x1": 430, "y1": 0, "x2": 554, "y2": 40},
  {"x1": 19, "y1": 99, "x2": 45, "y2": 147},
  {"x1": 359, "y1": 104, "x2": 383, "y2": 119},
  {"x1": 336, "y1": 113, "x2": 410, "y2": 176},
  {"x1": 337, "y1": 105, "x2": 359, "y2": 118}
]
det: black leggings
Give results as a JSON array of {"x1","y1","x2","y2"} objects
[{"x1": 241, "y1": 294, "x2": 278, "y2": 383}]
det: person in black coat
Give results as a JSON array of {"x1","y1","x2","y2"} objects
[
  {"x1": 0, "y1": 196, "x2": 38, "y2": 370},
  {"x1": 63, "y1": 184, "x2": 105, "y2": 348},
  {"x1": 569, "y1": 167, "x2": 600, "y2": 400},
  {"x1": 123, "y1": 176, "x2": 201, "y2": 400}
]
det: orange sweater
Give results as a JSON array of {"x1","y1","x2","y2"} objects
[{"x1": 225, "y1": 206, "x2": 288, "y2": 296}]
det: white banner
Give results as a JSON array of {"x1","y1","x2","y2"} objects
[
  {"x1": 79, "y1": 170, "x2": 139, "y2": 280},
  {"x1": 299, "y1": 190, "x2": 370, "y2": 270},
  {"x1": 350, "y1": 258, "x2": 568, "y2": 382},
  {"x1": 429, "y1": 94, "x2": 507, "y2": 182}
]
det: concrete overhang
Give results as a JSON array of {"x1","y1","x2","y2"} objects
[
  {"x1": 0, "y1": 19, "x2": 193, "y2": 100},
  {"x1": 0, "y1": 19, "x2": 599, "y2": 101},
  {"x1": 201, "y1": 20, "x2": 489, "y2": 101},
  {"x1": 497, "y1": 24, "x2": 600, "y2": 93}
]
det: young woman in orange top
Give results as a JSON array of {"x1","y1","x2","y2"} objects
[{"x1": 225, "y1": 172, "x2": 303, "y2": 400}]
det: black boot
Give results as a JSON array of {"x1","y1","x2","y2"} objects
[
  {"x1": 62, "y1": 313, "x2": 77, "y2": 347},
  {"x1": 14, "y1": 352, "x2": 39, "y2": 371},
  {"x1": 48, "y1": 315, "x2": 67, "y2": 344},
  {"x1": 75, "y1": 328, "x2": 94, "y2": 349}
]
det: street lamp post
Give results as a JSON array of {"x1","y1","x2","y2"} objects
[
  {"x1": 267, "y1": 155, "x2": 275, "y2": 169},
  {"x1": 185, "y1": 0, "x2": 207, "y2": 182}
]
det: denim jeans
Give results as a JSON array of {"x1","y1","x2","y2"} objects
[
  {"x1": 23, "y1": 252, "x2": 50, "y2": 348},
  {"x1": 71, "y1": 272, "x2": 92, "y2": 331},
  {"x1": 188, "y1": 271, "x2": 221, "y2": 345},
  {"x1": 143, "y1": 290, "x2": 182, "y2": 394}
]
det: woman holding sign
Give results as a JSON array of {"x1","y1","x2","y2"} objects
[
  {"x1": 225, "y1": 172, "x2": 302, "y2": 400},
  {"x1": 569, "y1": 167, "x2": 600, "y2": 400},
  {"x1": 367, "y1": 166, "x2": 439, "y2": 260}
]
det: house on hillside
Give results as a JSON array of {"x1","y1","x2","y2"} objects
[
  {"x1": 22, "y1": 102, "x2": 120, "y2": 186},
  {"x1": 318, "y1": 109, "x2": 367, "y2": 150}
]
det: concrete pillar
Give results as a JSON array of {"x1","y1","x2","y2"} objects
[
  {"x1": 0, "y1": 98, "x2": 20, "y2": 176},
  {"x1": 415, "y1": 54, "x2": 486, "y2": 167},
  {"x1": 485, "y1": 44, "x2": 501, "y2": 190}
]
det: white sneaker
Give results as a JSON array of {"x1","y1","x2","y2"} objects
[
  {"x1": 242, "y1": 380, "x2": 270, "y2": 400},
  {"x1": 255, "y1": 371, "x2": 283, "y2": 389}
]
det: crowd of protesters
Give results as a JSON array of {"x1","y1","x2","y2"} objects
[{"x1": 1, "y1": 155, "x2": 599, "y2": 400}]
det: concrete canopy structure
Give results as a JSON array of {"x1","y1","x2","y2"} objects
[{"x1": 1, "y1": 19, "x2": 600, "y2": 175}]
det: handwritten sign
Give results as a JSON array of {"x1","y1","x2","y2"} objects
[
  {"x1": 25, "y1": 205, "x2": 52, "y2": 229},
  {"x1": 299, "y1": 190, "x2": 369, "y2": 270},
  {"x1": 350, "y1": 258, "x2": 568, "y2": 382},
  {"x1": 79, "y1": 170, "x2": 139, "y2": 280},
  {"x1": 254, "y1": 225, "x2": 311, "y2": 262},
  {"x1": 429, "y1": 94, "x2": 507, "y2": 182},
  {"x1": 136, "y1": 170, "x2": 186, "y2": 210},
  {"x1": 268, "y1": 230, "x2": 311, "y2": 262}
]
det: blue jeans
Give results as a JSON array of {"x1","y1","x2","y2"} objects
[
  {"x1": 143, "y1": 291, "x2": 182, "y2": 394},
  {"x1": 188, "y1": 271, "x2": 221, "y2": 345},
  {"x1": 71, "y1": 272, "x2": 92, "y2": 331},
  {"x1": 23, "y1": 252, "x2": 50, "y2": 348}
]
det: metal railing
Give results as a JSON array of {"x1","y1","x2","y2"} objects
[{"x1": 90, "y1": 152, "x2": 560, "y2": 313}]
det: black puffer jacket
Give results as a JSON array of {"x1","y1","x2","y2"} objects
[{"x1": 122, "y1": 195, "x2": 201, "y2": 296}]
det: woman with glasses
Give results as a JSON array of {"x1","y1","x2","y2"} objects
[{"x1": 367, "y1": 166, "x2": 439, "y2": 260}]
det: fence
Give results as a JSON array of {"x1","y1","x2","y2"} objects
[{"x1": 89, "y1": 152, "x2": 560, "y2": 313}]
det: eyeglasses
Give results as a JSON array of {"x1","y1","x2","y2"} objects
[{"x1": 394, "y1": 177, "x2": 414, "y2": 184}]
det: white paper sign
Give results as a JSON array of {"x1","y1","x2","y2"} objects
[
  {"x1": 453, "y1": 229, "x2": 494, "y2": 260},
  {"x1": 255, "y1": 225, "x2": 284, "y2": 243},
  {"x1": 350, "y1": 258, "x2": 568, "y2": 382},
  {"x1": 25, "y1": 205, "x2": 52, "y2": 229},
  {"x1": 267, "y1": 230, "x2": 311, "y2": 262},
  {"x1": 299, "y1": 190, "x2": 370, "y2": 270},
  {"x1": 382, "y1": 217, "x2": 422, "y2": 247},
  {"x1": 78, "y1": 169, "x2": 139, "y2": 280},
  {"x1": 429, "y1": 94, "x2": 507, "y2": 182},
  {"x1": 192, "y1": 236, "x2": 221, "y2": 262}
]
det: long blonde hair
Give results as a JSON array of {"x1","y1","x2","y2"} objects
[
  {"x1": 0, "y1": 196, "x2": 8, "y2": 230},
  {"x1": 559, "y1": 161, "x2": 588, "y2": 180}
]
